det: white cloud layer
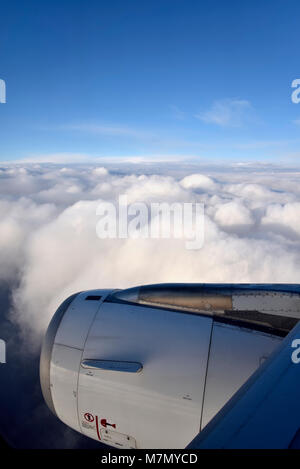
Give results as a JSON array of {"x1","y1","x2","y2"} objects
[{"x1": 1, "y1": 162, "x2": 300, "y2": 345}]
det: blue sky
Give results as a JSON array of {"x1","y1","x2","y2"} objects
[{"x1": 1, "y1": 0, "x2": 300, "y2": 163}]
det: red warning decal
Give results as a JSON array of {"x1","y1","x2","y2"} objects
[
  {"x1": 84, "y1": 412, "x2": 94, "y2": 423},
  {"x1": 95, "y1": 416, "x2": 101, "y2": 441},
  {"x1": 100, "y1": 418, "x2": 116, "y2": 429}
]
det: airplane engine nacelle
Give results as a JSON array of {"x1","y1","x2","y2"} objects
[{"x1": 40, "y1": 284, "x2": 300, "y2": 448}]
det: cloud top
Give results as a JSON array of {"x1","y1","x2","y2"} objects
[{"x1": 0, "y1": 162, "x2": 299, "y2": 345}]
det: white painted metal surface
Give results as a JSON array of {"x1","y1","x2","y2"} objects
[
  {"x1": 188, "y1": 321, "x2": 300, "y2": 449},
  {"x1": 54, "y1": 290, "x2": 112, "y2": 349},
  {"x1": 100, "y1": 429, "x2": 137, "y2": 449},
  {"x1": 49, "y1": 289, "x2": 113, "y2": 431},
  {"x1": 201, "y1": 323, "x2": 282, "y2": 428},
  {"x1": 50, "y1": 343, "x2": 82, "y2": 432},
  {"x1": 42, "y1": 284, "x2": 300, "y2": 449},
  {"x1": 77, "y1": 302, "x2": 213, "y2": 448}
]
